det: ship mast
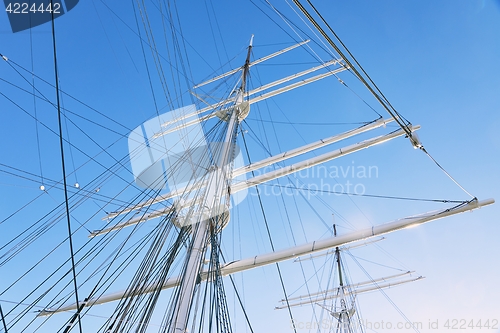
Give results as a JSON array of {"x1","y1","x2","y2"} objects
[
  {"x1": 37, "y1": 36, "x2": 494, "y2": 327},
  {"x1": 333, "y1": 224, "x2": 357, "y2": 332},
  {"x1": 169, "y1": 35, "x2": 253, "y2": 333}
]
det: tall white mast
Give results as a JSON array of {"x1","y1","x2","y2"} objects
[{"x1": 168, "y1": 35, "x2": 254, "y2": 333}]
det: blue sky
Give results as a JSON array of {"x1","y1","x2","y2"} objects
[{"x1": 1, "y1": 1, "x2": 499, "y2": 332}]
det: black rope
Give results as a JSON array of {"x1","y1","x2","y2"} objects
[
  {"x1": 132, "y1": 0, "x2": 162, "y2": 114},
  {"x1": 240, "y1": 130, "x2": 298, "y2": 333},
  {"x1": 0, "y1": 303, "x2": 7, "y2": 333},
  {"x1": 291, "y1": 0, "x2": 416, "y2": 141},
  {"x1": 245, "y1": 118, "x2": 371, "y2": 126},
  {"x1": 209, "y1": 228, "x2": 233, "y2": 333},
  {"x1": 252, "y1": 82, "x2": 325, "y2": 326},
  {"x1": 0, "y1": 163, "x2": 133, "y2": 207},
  {"x1": 59, "y1": 84, "x2": 79, "y2": 187},
  {"x1": 0, "y1": 75, "x2": 192, "y2": 253},
  {"x1": 49, "y1": 2, "x2": 83, "y2": 332},
  {"x1": 421, "y1": 147, "x2": 474, "y2": 198},
  {"x1": 0, "y1": 61, "x2": 133, "y2": 133},
  {"x1": 29, "y1": 22, "x2": 44, "y2": 189},
  {"x1": 251, "y1": 0, "x2": 384, "y2": 120},
  {"x1": 346, "y1": 251, "x2": 421, "y2": 333},
  {"x1": 257, "y1": 183, "x2": 466, "y2": 204},
  {"x1": 220, "y1": 258, "x2": 255, "y2": 333}
]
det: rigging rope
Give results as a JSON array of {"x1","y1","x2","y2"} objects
[
  {"x1": 29, "y1": 23, "x2": 44, "y2": 190},
  {"x1": 290, "y1": 0, "x2": 475, "y2": 200},
  {"x1": 249, "y1": 75, "x2": 331, "y2": 326},
  {"x1": 0, "y1": 67, "x2": 147, "y2": 192},
  {"x1": 346, "y1": 251, "x2": 421, "y2": 333},
  {"x1": 59, "y1": 81, "x2": 79, "y2": 188},
  {"x1": 257, "y1": 183, "x2": 466, "y2": 204},
  {"x1": 246, "y1": 118, "x2": 372, "y2": 126},
  {"x1": 421, "y1": 147, "x2": 475, "y2": 199},
  {"x1": 218, "y1": 252, "x2": 255, "y2": 333},
  {"x1": 240, "y1": 130, "x2": 298, "y2": 333},
  {"x1": 0, "y1": 303, "x2": 7, "y2": 333},
  {"x1": 290, "y1": 0, "x2": 416, "y2": 142},
  {"x1": 49, "y1": 3, "x2": 83, "y2": 332}
]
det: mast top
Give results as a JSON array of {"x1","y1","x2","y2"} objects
[{"x1": 240, "y1": 35, "x2": 254, "y2": 95}]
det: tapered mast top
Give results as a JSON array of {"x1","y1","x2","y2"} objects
[{"x1": 240, "y1": 35, "x2": 254, "y2": 96}]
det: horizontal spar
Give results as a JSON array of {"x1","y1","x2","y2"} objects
[
  {"x1": 231, "y1": 126, "x2": 419, "y2": 193},
  {"x1": 218, "y1": 198, "x2": 494, "y2": 276},
  {"x1": 193, "y1": 40, "x2": 311, "y2": 88},
  {"x1": 246, "y1": 68, "x2": 344, "y2": 106},
  {"x1": 275, "y1": 276, "x2": 425, "y2": 309},
  {"x1": 247, "y1": 59, "x2": 342, "y2": 96},
  {"x1": 281, "y1": 270, "x2": 415, "y2": 302},
  {"x1": 91, "y1": 207, "x2": 172, "y2": 238},
  {"x1": 38, "y1": 277, "x2": 182, "y2": 316},
  {"x1": 46, "y1": 198, "x2": 493, "y2": 314},
  {"x1": 103, "y1": 181, "x2": 206, "y2": 220},
  {"x1": 293, "y1": 237, "x2": 386, "y2": 262},
  {"x1": 232, "y1": 117, "x2": 393, "y2": 177}
]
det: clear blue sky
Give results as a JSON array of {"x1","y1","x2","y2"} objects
[{"x1": 0, "y1": 1, "x2": 499, "y2": 332}]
